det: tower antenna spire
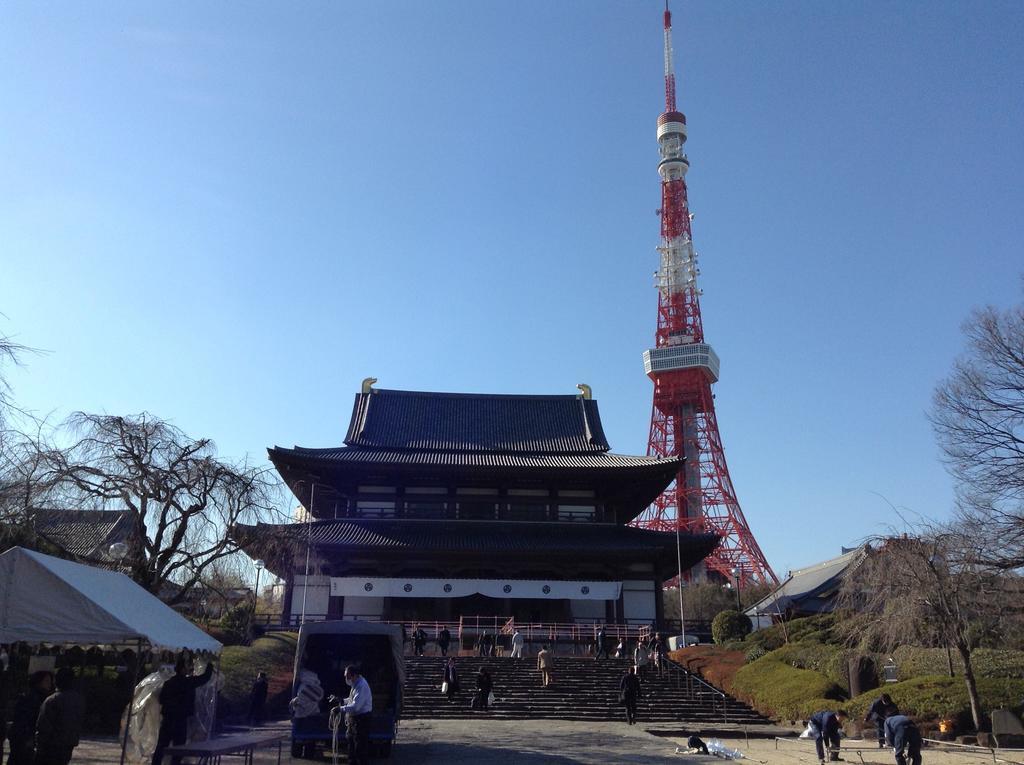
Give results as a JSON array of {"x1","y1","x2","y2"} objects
[
  {"x1": 636, "y1": 4, "x2": 777, "y2": 588},
  {"x1": 663, "y1": 1, "x2": 676, "y2": 111}
]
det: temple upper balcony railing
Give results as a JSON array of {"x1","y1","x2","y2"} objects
[{"x1": 317, "y1": 500, "x2": 612, "y2": 524}]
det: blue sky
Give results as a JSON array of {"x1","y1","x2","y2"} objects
[{"x1": 1, "y1": 1, "x2": 1022, "y2": 578}]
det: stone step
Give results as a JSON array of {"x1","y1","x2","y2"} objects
[{"x1": 401, "y1": 655, "x2": 771, "y2": 725}]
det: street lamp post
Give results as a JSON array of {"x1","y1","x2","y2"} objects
[
  {"x1": 730, "y1": 567, "x2": 741, "y2": 610},
  {"x1": 252, "y1": 559, "x2": 265, "y2": 633}
]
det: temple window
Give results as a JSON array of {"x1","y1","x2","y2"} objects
[
  {"x1": 557, "y1": 504, "x2": 597, "y2": 522},
  {"x1": 404, "y1": 500, "x2": 448, "y2": 519},
  {"x1": 457, "y1": 500, "x2": 497, "y2": 520},
  {"x1": 355, "y1": 500, "x2": 396, "y2": 518},
  {"x1": 504, "y1": 502, "x2": 549, "y2": 522}
]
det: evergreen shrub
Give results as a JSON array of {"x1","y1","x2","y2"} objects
[
  {"x1": 712, "y1": 610, "x2": 752, "y2": 644},
  {"x1": 731, "y1": 656, "x2": 845, "y2": 719}
]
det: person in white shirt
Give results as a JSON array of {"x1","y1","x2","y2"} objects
[
  {"x1": 510, "y1": 629, "x2": 525, "y2": 659},
  {"x1": 339, "y1": 666, "x2": 373, "y2": 765}
]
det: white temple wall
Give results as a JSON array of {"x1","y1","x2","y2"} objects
[
  {"x1": 290, "y1": 574, "x2": 330, "y2": 619},
  {"x1": 621, "y1": 579, "x2": 657, "y2": 624}
]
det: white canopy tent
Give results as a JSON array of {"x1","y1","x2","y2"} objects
[
  {"x1": 0, "y1": 546, "x2": 221, "y2": 652},
  {"x1": 0, "y1": 546, "x2": 223, "y2": 764}
]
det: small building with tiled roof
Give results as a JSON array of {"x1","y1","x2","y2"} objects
[
  {"x1": 233, "y1": 384, "x2": 720, "y2": 628},
  {"x1": 31, "y1": 508, "x2": 134, "y2": 563}
]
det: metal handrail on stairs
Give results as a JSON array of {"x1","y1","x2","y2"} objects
[{"x1": 662, "y1": 655, "x2": 729, "y2": 723}]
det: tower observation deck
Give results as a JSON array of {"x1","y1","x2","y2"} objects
[{"x1": 632, "y1": 5, "x2": 777, "y2": 586}]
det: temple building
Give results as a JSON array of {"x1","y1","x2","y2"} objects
[{"x1": 234, "y1": 383, "x2": 719, "y2": 628}]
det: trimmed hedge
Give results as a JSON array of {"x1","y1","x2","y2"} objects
[
  {"x1": 670, "y1": 645, "x2": 747, "y2": 694},
  {"x1": 846, "y1": 675, "x2": 1024, "y2": 729},
  {"x1": 731, "y1": 655, "x2": 845, "y2": 719},
  {"x1": 886, "y1": 646, "x2": 1024, "y2": 682}
]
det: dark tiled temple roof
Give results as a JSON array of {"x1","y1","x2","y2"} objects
[
  {"x1": 343, "y1": 389, "x2": 610, "y2": 454},
  {"x1": 234, "y1": 519, "x2": 719, "y2": 561},
  {"x1": 32, "y1": 508, "x2": 133, "y2": 560},
  {"x1": 271, "y1": 445, "x2": 677, "y2": 471}
]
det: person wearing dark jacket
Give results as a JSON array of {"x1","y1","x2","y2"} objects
[
  {"x1": 619, "y1": 667, "x2": 642, "y2": 725},
  {"x1": 247, "y1": 672, "x2": 269, "y2": 726},
  {"x1": 412, "y1": 627, "x2": 427, "y2": 657},
  {"x1": 474, "y1": 668, "x2": 493, "y2": 712},
  {"x1": 594, "y1": 626, "x2": 609, "y2": 660},
  {"x1": 150, "y1": 658, "x2": 215, "y2": 765},
  {"x1": 809, "y1": 709, "x2": 848, "y2": 764},
  {"x1": 865, "y1": 694, "x2": 898, "y2": 748},
  {"x1": 437, "y1": 628, "x2": 451, "y2": 658},
  {"x1": 34, "y1": 668, "x2": 85, "y2": 765},
  {"x1": 7, "y1": 670, "x2": 52, "y2": 765},
  {"x1": 442, "y1": 659, "x2": 459, "y2": 703},
  {"x1": 884, "y1": 715, "x2": 922, "y2": 765}
]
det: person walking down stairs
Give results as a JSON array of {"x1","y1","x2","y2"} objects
[
  {"x1": 473, "y1": 668, "x2": 493, "y2": 712},
  {"x1": 619, "y1": 666, "x2": 642, "y2": 725},
  {"x1": 441, "y1": 658, "x2": 459, "y2": 703},
  {"x1": 634, "y1": 641, "x2": 650, "y2": 680},
  {"x1": 537, "y1": 645, "x2": 554, "y2": 687}
]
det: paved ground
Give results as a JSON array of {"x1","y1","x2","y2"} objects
[{"x1": 70, "y1": 719, "x2": 1021, "y2": 765}]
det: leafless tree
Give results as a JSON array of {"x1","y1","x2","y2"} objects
[
  {"x1": 838, "y1": 527, "x2": 1016, "y2": 730},
  {"x1": 931, "y1": 289, "x2": 1024, "y2": 570},
  {"x1": 35, "y1": 412, "x2": 279, "y2": 603}
]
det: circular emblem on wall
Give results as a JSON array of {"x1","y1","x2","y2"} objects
[
  {"x1": 403, "y1": 583, "x2": 413, "y2": 592},
  {"x1": 443, "y1": 583, "x2": 453, "y2": 593},
  {"x1": 542, "y1": 585, "x2": 551, "y2": 595},
  {"x1": 503, "y1": 584, "x2": 512, "y2": 594},
  {"x1": 364, "y1": 582, "x2": 373, "y2": 592},
  {"x1": 581, "y1": 586, "x2": 590, "y2": 595}
]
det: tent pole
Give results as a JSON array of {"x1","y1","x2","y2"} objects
[{"x1": 120, "y1": 638, "x2": 144, "y2": 765}]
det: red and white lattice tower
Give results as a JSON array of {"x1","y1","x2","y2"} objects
[{"x1": 633, "y1": 5, "x2": 777, "y2": 586}]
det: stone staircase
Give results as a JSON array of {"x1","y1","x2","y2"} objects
[{"x1": 402, "y1": 655, "x2": 770, "y2": 725}]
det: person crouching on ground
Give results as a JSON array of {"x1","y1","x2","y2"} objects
[
  {"x1": 34, "y1": 667, "x2": 85, "y2": 765},
  {"x1": 151, "y1": 657, "x2": 215, "y2": 765},
  {"x1": 619, "y1": 666, "x2": 642, "y2": 725},
  {"x1": 865, "y1": 693, "x2": 898, "y2": 748},
  {"x1": 884, "y1": 714, "x2": 922, "y2": 765},
  {"x1": 809, "y1": 709, "x2": 848, "y2": 764},
  {"x1": 339, "y1": 665, "x2": 373, "y2": 765}
]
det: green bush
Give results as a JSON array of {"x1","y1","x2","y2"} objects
[
  {"x1": 884, "y1": 647, "x2": 1024, "y2": 683},
  {"x1": 218, "y1": 603, "x2": 254, "y2": 646},
  {"x1": 745, "y1": 645, "x2": 767, "y2": 664},
  {"x1": 732, "y1": 656, "x2": 846, "y2": 719},
  {"x1": 771, "y1": 641, "x2": 854, "y2": 690},
  {"x1": 712, "y1": 610, "x2": 753, "y2": 644},
  {"x1": 847, "y1": 675, "x2": 1024, "y2": 729}
]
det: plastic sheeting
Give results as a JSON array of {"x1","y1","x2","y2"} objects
[{"x1": 121, "y1": 659, "x2": 221, "y2": 765}]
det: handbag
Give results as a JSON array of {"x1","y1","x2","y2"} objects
[
  {"x1": 487, "y1": 691, "x2": 495, "y2": 706},
  {"x1": 441, "y1": 681, "x2": 449, "y2": 694}
]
